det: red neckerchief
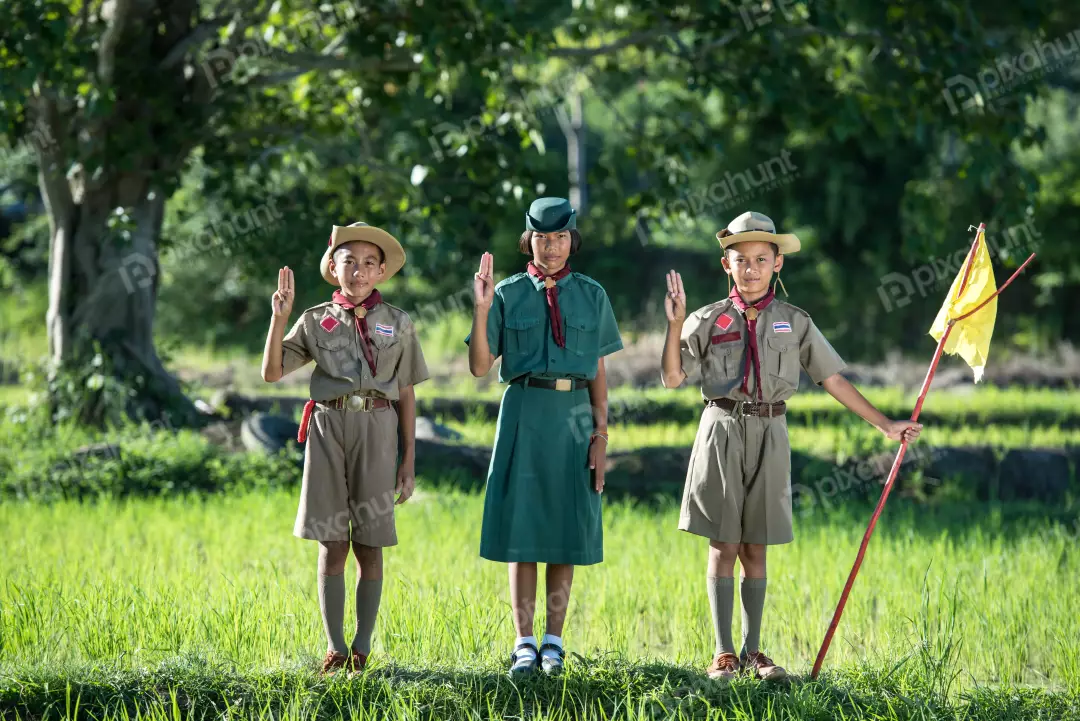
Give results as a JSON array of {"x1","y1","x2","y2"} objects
[
  {"x1": 299, "y1": 288, "x2": 383, "y2": 444},
  {"x1": 728, "y1": 285, "x2": 775, "y2": 401},
  {"x1": 332, "y1": 288, "x2": 382, "y2": 375},
  {"x1": 527, "y1": 261, "x2": 573, "y2": 348}
]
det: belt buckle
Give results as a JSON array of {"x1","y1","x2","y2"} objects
[
  {"x1": 347, "y1": 394, "x2": 373, "y2": 412},
  {"x1": 555, "y1": 378, "x2": 572, "y2": 392}
]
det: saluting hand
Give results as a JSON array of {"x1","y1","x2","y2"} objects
[
  {"x1": 665, "y1": 270, "x2": 686, "y2": 323},
  {"x1": 589, "y1": 434, "x2": 607, "y2": 493},
  {"x1": 272, "y1": 267, "x2": 295, "y2": 318},
  {"x1": 474, "y1": 252, "x2": 495, "y2": 309}
]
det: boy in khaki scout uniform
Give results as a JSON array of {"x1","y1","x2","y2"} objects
[
  {"x1": 661, "y1": 211, "x2": 922, "y2": 682},
  {"x1": 261, "y1": 222, "x2": 429, "y2": 675}
]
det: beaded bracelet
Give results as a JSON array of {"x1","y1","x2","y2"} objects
[{"x1": 591, "y1": 431, "x2": 609, "y2": 442}]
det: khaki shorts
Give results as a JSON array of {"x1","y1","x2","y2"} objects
[
  {"x1": 678, "y1": 403, "x2": 793, "y2": 545},
  {"x1": 294, "y1": 403, "x2": 399, "y2": 546}
]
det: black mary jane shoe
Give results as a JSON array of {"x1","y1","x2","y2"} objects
[
  {"x1": 538, "y1": 643, "x2": 565, "y2": 676},
  {"x1": 509, "y1": 641, "x2": 539, "y2": 678}
]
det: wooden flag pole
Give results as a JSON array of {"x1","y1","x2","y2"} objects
[{"x1": 809, "y1": 224, "x2": 1035, "y2": 680}]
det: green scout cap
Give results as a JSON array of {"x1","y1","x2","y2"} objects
[{"x1": 525, "y1": 197, "x2": 577, "y2": 232}]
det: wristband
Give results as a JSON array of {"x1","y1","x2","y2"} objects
[{"x1": 591, "y1": 431, "x2": 608, "y2": 442}]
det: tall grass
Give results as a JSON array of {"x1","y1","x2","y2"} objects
[{"x1": 1, "y1": 489, "x2": 1076, "y2": 694}]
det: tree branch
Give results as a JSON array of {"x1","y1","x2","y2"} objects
[
  {"x1": 546, "y1": 23, "x2": 695, "y2": 58},
  {"x1": 160, "y1": 18, "x2": 230, "y2": 69},
  {"x1": 257, "y1": 50, "x2": 421, "y2": 78},
  {"x1": 28, "y1": 87, "x2": 73, "y2": 236},
  {"x1": 98, "y1": 0, "x2": 135, "y2": 84}
]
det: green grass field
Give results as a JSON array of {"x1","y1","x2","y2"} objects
[
  {"x1": 441, "y1": 416, "x2": 1080, "y2": 455},
  {"x1": 3, "y1": 296, "x2": 1080, "y2": 719},
  {"x1": 1, "y1": 488, "x2": 1078, "y2": 719}
]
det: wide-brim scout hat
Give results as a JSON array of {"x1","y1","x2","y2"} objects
[
  {"x1": 525, "y1": 197, "x2": 577, "y2": 232},
  {"x1": 716, "y1": 210, "x2": 800, "y2": 255},
  {"x1": 320, "y1": 222, "x2": 406, "y2": 285}
]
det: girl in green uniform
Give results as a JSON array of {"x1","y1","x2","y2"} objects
[{"x1": 467, "y1": 197, "x2": 623, "y2": 677}]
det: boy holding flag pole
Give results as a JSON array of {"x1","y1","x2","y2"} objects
[{"x1": 661, "y1": 210, "x2": 924, "y2": 681}]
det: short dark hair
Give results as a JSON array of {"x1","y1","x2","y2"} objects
[
  {"x1": 334, "y1": 241, "x2": 385, "y2": 265},
  {"x1": 518, "y1": 229, "x2": 583, "y2": 255}
]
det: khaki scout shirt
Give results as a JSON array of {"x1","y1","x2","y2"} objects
[
  {"x1": 281, "y1": 300, "x2": 429, "y2": 401},
  {"x1": 679, "y1": 298, "x2": 846, "y2": 403}
]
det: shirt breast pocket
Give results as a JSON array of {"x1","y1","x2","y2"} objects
[
  {"x1": 505, "y1": 314, "x2": 543, "y2": 357},
  {"x1": 564, "y1": 315, "x2": 598, "y2": 357},
  {"x1": 371, "y1": 332, "x2": 403, "y2": 380},
  {"x1": 767, "y1": 336, "x2": 800, "y2": 393},
  {"x1": 705, "y1": 335, "x2": 739, "y2": 379},
  {"x1": 315, "y1": 333, "x2": 355, "y2": 377}
]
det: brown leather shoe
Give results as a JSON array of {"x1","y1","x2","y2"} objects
[
  {"x1": 320, "y1": 651, "x2": 349, "y2": 676},
  {"x1": 741, "y1": 650, "x2": 787, "y2": 681},
  {"x1": 347, "y1": 650, "x2": 368, "y2": 675},
  {"x1": 706, "y1": 652, "x2": 741, "y2": 680}
]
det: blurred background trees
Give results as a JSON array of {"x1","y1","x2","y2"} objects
[{"x1": 2, "y1": 0, "x2": 1079, "y2": 423}]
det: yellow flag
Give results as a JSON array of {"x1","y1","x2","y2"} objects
[{"x1": 928, "y1": 230, "x2": 998, "y2": 382}]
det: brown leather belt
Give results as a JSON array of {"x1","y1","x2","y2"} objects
[
  {"x1": 706, "y1": 398, "x2": 786, "y2": 418},
  {"x1": 322, "y1": 394, "x2": 391, "y2": 412}
]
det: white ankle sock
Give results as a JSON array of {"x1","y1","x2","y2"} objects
[
  {"x1": 540, "y1": 633, "x2": 563, "y2": 658},
  {"x1": 512, "y1": 636, "x2": 538, "y2": 667}
]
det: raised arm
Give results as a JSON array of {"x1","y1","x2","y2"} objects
[
  {"x1": 661, "y1": 270, "x2": 688, "y2": 388},
  {"x1": 261, "y1": 267, "x2": 294, "y2": 383},
  {"x1": 469, "y1": 252, "x2": 498, "y2": 377}
]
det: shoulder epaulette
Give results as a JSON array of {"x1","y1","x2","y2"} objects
[
  {"x1": 774, "y1": 299, "x2": 811, "y2": 318},
  {"x1": 495, "y1": 272, "x2": 529, "y2": 289},
  {"x1": 571, "y1": 272, "x2": 605, "y2": 290}
]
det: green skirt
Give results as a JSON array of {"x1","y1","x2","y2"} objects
[{"x1": 479, "y1": 381, "x2": 602, "y2": 565}]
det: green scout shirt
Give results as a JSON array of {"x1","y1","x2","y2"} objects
[
  {"x1": 466, "y1": 271, "x2": 623, "y2": 383},
  {"x1": 281, "y1": 300, "x2": 430, "y2": 401},
  {"x1": 679, "y1": 298, "x2": 846, "y2": 403}
]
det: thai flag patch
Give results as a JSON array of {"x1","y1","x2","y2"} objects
[
  {"x1": 374, "y1": 323, "x2": 394, "y2": 337},
  {"x1": 773, "y1": 321, "x2": 792, "y2": 333},
  {"x1": 715, "y1": 313, "x2": 734, "y2": 330},
  {"x1": 320, "y1": 316, "x2": 340, "y2": 333}
]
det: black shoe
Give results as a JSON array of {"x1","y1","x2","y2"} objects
[
  {"x1": 509, "y1": 641, "x2": 539, "y2": 678},
  {"x1": 538, "y1": 643, "x2": 565, "y2": 676}
]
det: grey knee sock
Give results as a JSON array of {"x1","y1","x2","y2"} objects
[
  {"x1": 318, "y1": 572, "x2": 349, "y2": 655},
  {"x1": 740, "y1": 577, "x2": 768, "y2": 654},
  {"x1": 351, "y1": 579, "x2": 383, "y2": 655},
  {"x1": 707, "y1": 576, "x2": 737, "y2": 656}
]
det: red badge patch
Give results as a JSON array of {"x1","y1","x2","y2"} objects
[
  {"x1": 715, "y1": 313, "x2": 734, "y2": 330},
  {"x1": 711, "y1": 332, "x2": 741, "y2": 344},
  {"x1": 320, "y1": 316, "x2": 340, "y2": 333}
]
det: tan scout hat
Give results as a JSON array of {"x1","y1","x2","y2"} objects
[
  {"x1": 321, "y1": 222, "x2": 406, "y2": 285},
  {"x1": 716, "y1": 210, "x2": 800, "y2": 255}
]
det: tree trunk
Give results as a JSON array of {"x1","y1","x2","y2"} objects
[{"x1": 44, "y1": 181, "x2": 197, "y2": 426}]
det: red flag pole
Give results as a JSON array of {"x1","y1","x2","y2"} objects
[{"x1": 809, "y1": 224, "x2": 988, "y2": 680}]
